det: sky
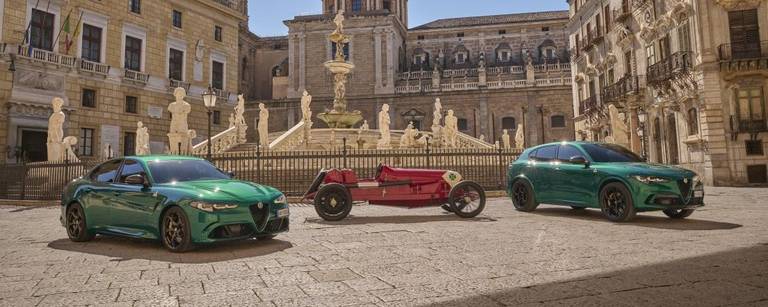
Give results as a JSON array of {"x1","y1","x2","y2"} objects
[{"x1": 248, "y1": 0, "x2": 568, "y2": 37}]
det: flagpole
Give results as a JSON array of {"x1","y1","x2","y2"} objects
[
  {"x1": 21, "y1": 0, "x2": 41, "y2": 45},
  {"x1": 66, "y1": 12, "x2": 85, "y2": 55},
  {"x1": 53, "y1": 8, "x2": 74, "y2": 51}
]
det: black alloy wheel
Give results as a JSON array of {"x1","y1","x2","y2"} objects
[
  {"x1": 161, "y1": 207, "x2": 194, "y2": 252},
  {"x1": 66, "y1": 203, "x2": 95, "y2": 242},
  {"x1": 511, "y1": 180, "x2": 538, "y2": 212},
  {"x1": 599, "y1": 183, "x2": 636, "y2": 222},
  {"x1": 314, "y1": 184, "x2": 352, "y2": 221}
]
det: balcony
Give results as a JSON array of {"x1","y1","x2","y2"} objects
[
  {"x1": 169, "y1": 79, "x2": 191, "y2": 93},
  {"x1": 613, "y1": 6, "x2": 632, "y2": 23},
  {"x1": 601, "y1": 75, "x2": 645, "y2": 103},
  {"x1": 16, "y1": 45, "x2": 76, "y2": 68},
  {"x1": 739, "y1": 120, "x2": 768, "y2": 133},
  {"x1": 213, "y1": 88, "x2": 231, "y2": 101},
  {"x1": 580, "y1": 37, "x2": 594, "y2": 52},
  {"x1": 579, "y1": 96, "x2": 599, "y2": 115},
  {"x1": 78, "y1": 59, "x2": 110, "y2": 77},
  {"x1": 718, "y1": 40, "x2": 768, "y2": 73},
  {"x1": 647, "y1": 51, "x2": 693, "y2": 86},
  {"x1": 588, "y1": 29, "x2": 604, "y2": 45},
  {"x1": 123, "y1": 69, "x2": 150, "y2": 85}
]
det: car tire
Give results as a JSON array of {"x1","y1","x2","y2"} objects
[
  {"x1": 663, "y1": 209, "x2": 695, "y2": 219},
  {"x1": 161, "y1": 207, "x2": 194, "y2": 253},
  {"x1": 449, "y1": 181, "x2": 486, "y2": 218},
  {"x1": 511, "y1": 180, "x2": 538, "y2": 212},
  {"x1": 66, "y1": 203, "x2": 95, "y2": 242},
  {"x1": 313, "y1": 184, "x2": 352, "y2": 221},
  {"x1": 599, "y1": 182, "x2": 637, "y2": 222}
]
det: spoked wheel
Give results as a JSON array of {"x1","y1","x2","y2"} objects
[
  {"x1": 663, "y1": 209, "x2": 695, "y2": 219},
  {"x1": 314, "y1": 184, "x2": 352, "y2": 221},
  {"x1": 161, "y1": 207, "x2": 194, "y2": 252},
  {"x1": 449, "y1": 181, "x2": 486, "y2": 218},
  {"x1": 66, "y1": 203, "x2": 94, "y2": 242},
  {"x1": 600, "y1": 183, "x2": 636, "y2": 222},
  {"x1": 510, "y1": 180, "x2": 538, "y2": 212}
]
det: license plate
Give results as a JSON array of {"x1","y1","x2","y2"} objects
[
  {"x1": 694, "y1": 190, "x2": 704, "y2": 198},
  {"x1": 277, "y1": 208, "x2": 290, "y2": 218}
]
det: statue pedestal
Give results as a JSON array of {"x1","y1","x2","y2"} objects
[
  {"x1": 47, "y1": 142, "x2": 63, "y2": 162},
  {"x1": 168, "y1": 133, "x2": 191, "y2": 155}
]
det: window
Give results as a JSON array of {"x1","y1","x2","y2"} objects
[
  {"x1": 677, "y1": 20, "x2": 692, "y2": 52},
  {"x1": 457, "y1": 118, "x2": 468, "y2": 131},
  {"x1": 687, "y1": 108, "x2": 699, "y2": 135},
  {"x1": 498, "y1": 30, "x2": 506, "y2": 35},
  {"x1": 456, "y1": 52, "x2": 466, "y2": 64},
  {"x1": 147, "y1": 160, "x2": 229, "y2": 184},
  {"x1": 502, "y1": 117, "x2": 516, "y2": 130},
  {"x1": 124, "y1": 36, "x2": 142, "y2": 71},
  {"x1": 123, "y1": 133, "x2": 136, "y2": 157},
  {"x1": 659, "y1": 35, "x2": 671, "y2": 60},
  {"x1": 457, "y1": 33, "x2": 465, "y2": 38},
  {"x1": 499, "y1": 50, "x2": 510, "y2": 62},
  {"x1": 81, "y1": 24, "x2": 102, "y2": 62},
  {"x1": 125, "y1": 96, "x2": 138, "y2": 114},
  {"x1": 645, "y1": 45, "x2": 657, "y2": 65},
  {"x1": 746, "y1": 140, "x2": 764, "y2": 156},
  {"x1": 80, "y1": 128, "x2": 95, "y2": 157},
  {"x1": 542, "y1": 26, "x2": 550, "y2": 32},
  {"x1": 551, "y1": 115, "x2": 566, "y2": 128},
  {"x1": 728, "y1": 9, "x2": 760, "y2": 59},
  {"x1": 604, "y1": 5, "x2": 611, "y2": 30},
  {"x1": 212, "y1": 60, "x2": 224, "y2": 90},
  {"x1": 383, "y1": 0, "x2": 391, "y2": 11},
  {"x1": 29, "y1": 9, "x2": 55, "y2": 51},
  {"x1": 417, "y1": 35, "x2": 425, "y2": 40},
  {"x1": 624, "y1": 50, "x2": 633, "y2": 75},
  {"x1": 90, "y1": 160, "x2": 121, "y2": 183},
  {"x1": 213, "y1": 110, "x2": 221, "y2": 125},
  {"x1": 736, "y1": 87, "x2": 766, "y2": 131},
  {"x1": 172, "y1": 10, "x2": 182, "y2": 28},
  {"x1": 352, "y1": 0, "x2": 362, "y2": 12},
  {"x1": 214, "y1": 26, "x2": 223, "y2": 42},
  {"x1": 118, "y1": 159, "x2": 146, "y2": 183},
  {"x1": 746, "y1": 164, "x2": 767, "y2": 184},
  {"x1": 331, "y1": 42, "x2": 350, "y2": 61},
  {"x1": 534, "y1": 145, "x2": 558, "y2": 162},
  {"x1": 82, "y1": 89, "x2": 96, "y2": 108},
  {"x1": 557, "y1": 145, "x2": 583, "y2": 162},
  {"x1": 581, "y1": 143, "x2": 643, "y2": 163},
  {"x1": 169, "y1": 48, "x2": 184, "y2": 81},
  {"x1": 129, "y1": 0, "x2": 141, "y2": 14}
]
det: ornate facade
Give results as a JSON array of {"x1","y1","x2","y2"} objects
[
  {"x1": 0, "y1": 0, "x2": 246, "y2": 163},
  {"x1": 568, "y1": 0, "x2": 768, "y2": 186},
  {"x1": 239, "y1": 2, "x2": 576, "y2": 147}
]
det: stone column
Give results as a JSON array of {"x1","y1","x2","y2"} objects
[
  {"x1": 374, "y1": 28, "x2": 383, "y2": 91},
  {"x1": 385, "y1": 29, "x2": 395, "y2": 91},
  {"x1": 299, "y1": 34, "x2": 307, "y2": 92},
  {"x1": 479, "y1": 96, "x2": 489, "y2": 137},
  {"x1": 629, "y1": 106, "x2": 641, "y2": 154},
  {"x1": 288, "y1": 34, "x2": 297, "y2": 96}
]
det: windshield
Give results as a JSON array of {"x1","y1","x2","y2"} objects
[
  {"x1": 581, "y1": 143, "x2": 643, "y2": 163},
  {"x1": 147, "y1": 160, "x2": 230, "y2": 184}
]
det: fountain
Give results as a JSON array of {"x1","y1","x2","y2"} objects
[{"x1": 316, "y1": 10, "x2": 364, "y2": 128}]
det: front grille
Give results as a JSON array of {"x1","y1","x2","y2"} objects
[
  {"x1": 209, "y1": 224, "x2": 253, "y2": 239},
  {"x1": 677, "y1": 179, "x2": 692, "y2": 199},
  {"x1": 249, "y1": 204, "x2": 270, "y2": 229},
  {"x1": 265, "y1": 218, "x2": 289, "y2": 233}
]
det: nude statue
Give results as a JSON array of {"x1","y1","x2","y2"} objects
[
  {"x1": 377, "y1": 104, "x2": 391, "y2": 149},
  {"x1": 168, "y1": 88, "x2": 191, "y2": 135},
  {"x1": 258, "y1": 103, "x2": 270, "y2": 148}
]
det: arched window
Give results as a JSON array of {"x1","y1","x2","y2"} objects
[
  {"x1": 502, "y1": 117, "x2": 516, "y2": 130},
  {"x1": 551, "y1": 115, "x2": 566, "y2": 128},
  {"x1": 351, "y1": 0, "x2": 362, "y2": 12},
  {"x1": 453, "y1": 45, "x2": 470, "y2": 66},
  {"x1": 687, "y1": 108, "x2": 699, "y2": 135},
  {"x1": 495, "y1": 43, "x2": 512, "y2": 63}
]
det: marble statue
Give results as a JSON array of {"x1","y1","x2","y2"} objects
[
  {"x1": 479, "y1": 134, "x2": 487, "y2": 143},
  {"x1": 62, "y1": 136, "x2": 80, "y2": 162},
  {"x1": 167, "y1": 88, "x2": 192, "y2": 154},
  {"x1": 360, "y1": 120, "x2": 369, "y2": 130},
  {"x1": 515, "y1": 123, "x2": 525, "y2": 149},
  {"x1": 301, "y1": 90, "x2": 313, "y2": 123},
  {"x1": 136, "y1": 121, "x2": 150, "y2": 155},
  {"x1": 332, "y1": 10, "x2": 345, "y2": 37},
  {"x1": 258, "y1": 103, "x2": 270, "y2": 148},
  {"x1": 609, "y1": 105, "x2": 630, "y2": 147},
  {"x1": 444, "y1": 110, "x2": 459, "y2": 148},
  {"x1": 47, "y1": 97, "x2": 65, "y2": 161},
  {"x1": 195, "y1": 40, "x2": 205, "y2": 62},
  {"x1": 431, "y1": 98, "x2": 443, "y2": 146},
  {"x1": 194, "y1": 40, "x2": 205, "y2": 81},
  {"x1": 377, "y1": 104, "x2": 392, "y2": 149},
  {"x1": 103, "y1": 143, "x2": 114, "y2": 160},
  {"x1": 400, "y1": 122, "x2": 417, "y2": 148},
  {"x1": 235, "y1": 94, "x2": 248, "y2": 143},
  {"x1": 229, "y1": 113, "x2": 236, "y2": 128},
  {"x1": 502, "y1": 129, "x2": 511, "y2": 149}
]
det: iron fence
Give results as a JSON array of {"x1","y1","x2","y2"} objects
[{"x1": 0, "y1": 146, "x2": 521, "y2": 201}]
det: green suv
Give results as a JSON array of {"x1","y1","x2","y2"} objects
[{"x1": 507, "y1": 142, "x2": 704, "y2": 222}]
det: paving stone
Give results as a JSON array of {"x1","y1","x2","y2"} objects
[
  {"x1": 255, "y1": 285, "x2": 307, "y2": 301},
  {"x1": 202, "y1": 276, "x2": 266, "y2": 294},
  {"x1": 178, "y1": 290, "x2": 264, "y2": 307},
  {"x1": 170, "y1": 281, "x2": 205, "y2": 296},
  {"x1": 37, "y1": 288, "x2": 120, "y2": 306},
  {"x1": 308, "y1": 269, "x2": 360, "y2": 282},
  {"x1": 259, "y1": 272, "x2": 316, "y2": 287},
  {"x1": 116, "y1": 284, "x2": 170, "y2": 302}
]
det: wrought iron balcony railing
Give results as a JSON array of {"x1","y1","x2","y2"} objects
[
  {"x1": 601, "y1": 75, "x2": 645, "y2": 103},
  {"x1": 718, "y1": 40, "x2": 768, "y2": 61},
  {"x1": 647, "y1": 51, "x2": 693, "y2": 85},
  {"x1": 613, "y1": 6, "x2": 632, "y2": 23},
  {"x1": 579, "y1": 96, "x2": 599, "y2": 115}
]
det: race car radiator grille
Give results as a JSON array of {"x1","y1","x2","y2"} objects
[
  {"x1": 677, "y1": 180, "x2": 692, "y2": 200},
  {"x1": 249, "y1": 204, "x2": 270, "y2": 229}
]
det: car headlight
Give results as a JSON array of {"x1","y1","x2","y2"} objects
[
  {"x1": 189, "y1": 201, "x2": 238, "y2": 212},
  {"x1": 692, "y1": 175, "x2": 701, "y2": 184},
  {"x1": 632, "y1": 175, "x2": 670, "y2": 184},
  {"x1": 274, "y1": 194, "x2": 287, "y2": 204}
]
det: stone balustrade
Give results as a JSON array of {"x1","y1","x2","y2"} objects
[
  {"x1": 396, "y1": 77, "x2": 571, "y2": 94},
  {"x1": 16, "y1": 45, "x2": 77, "y2": 68},
  {"x1": 192, "y1": 126, "x2": 241, "y2": 155},
  {"x1": 123, "y1": 69, "x2": 150, "y2": 84},
  {"x1": 79, "y1": 59, "x2": 110, "y2": 76}
]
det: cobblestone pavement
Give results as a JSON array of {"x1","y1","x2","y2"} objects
[{"x1": 0, "y1": 187, "x2": 766, "y2": 307}]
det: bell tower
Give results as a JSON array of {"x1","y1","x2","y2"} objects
[{"x1": 322, "y1": 0, "x2": 408, "y2": 27}]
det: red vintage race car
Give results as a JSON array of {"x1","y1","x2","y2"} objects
[{"x1": 304, "y1": 164, "x2": 486, "y2": 221}]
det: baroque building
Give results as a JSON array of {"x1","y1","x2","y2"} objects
[
  {"x1": 0, "y1": 0, "x2": 246, "y2": 163},
  {"x1": 567, "y1": 0, "x2": 768, "y2": 186},
  {"x1": 239, "y1": 1, "x2": 576, "y2": 146}
]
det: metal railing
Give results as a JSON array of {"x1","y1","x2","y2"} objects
[
  {"x1": 579, "y1": 96, "x2": 599, "y2": 115},
  {"x1": 601, "y1": 75, "x2": 645, "y2": 103},
  {"x1": 0, "y1": 147, "x2": 521, "y2": 200},
  {"x1": 613, "y1": 6, "x2": 632, "y2": 23},
  {"x1": 647, "y1": 51, "x2": 693, "y2": 85},
  {"x1": 718, "y1": 41, "x2": 768, "y2": 61}
]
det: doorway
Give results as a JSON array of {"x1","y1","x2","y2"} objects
[
  {"x1": 20, "y1": 129, "x2": 48, "y2": 162},
  {"x1": 666, "y1": 114, "x2": 680, "y2": 165}
]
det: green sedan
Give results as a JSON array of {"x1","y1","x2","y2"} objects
[
  {"x1": 60, "y1": 156, "x2": 289, "y2": 252},
  {"x1": 507, "y1": 142, "x2": 704, "y2": 222}
]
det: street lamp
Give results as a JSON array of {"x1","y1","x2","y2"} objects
[
  {"x1": 637, "y1": 108, "x2": 648, "y2": 160},
  {"x1": 202, "y1": 86, "x2": 218, "y2": 160}
]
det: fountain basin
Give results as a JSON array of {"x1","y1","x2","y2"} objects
[
  {"x1": 318, "y1": 111, "x2": 363, "y2": 129},
  {"x1": 324, "y1": 61, "x2": 355, "y2": 75}
]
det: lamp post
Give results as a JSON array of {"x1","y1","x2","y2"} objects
[
  {"x1": 637, "y1": 108, "x2": 648, "y2": 160},
  {"x1": 202, "y1": 86, "x2": 218, "y2": 160}
]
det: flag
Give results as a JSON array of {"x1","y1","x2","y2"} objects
[{"x1": 63, "y1": 12, "x2": 83, "y2": 55}]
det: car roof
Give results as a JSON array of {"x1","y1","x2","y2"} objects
[
  {"x1": 122, "y1": 155, "x2": 205, "y2": 162},
  {"x1": 528, "y1": 141, "x2": 597, "y2": 150}
]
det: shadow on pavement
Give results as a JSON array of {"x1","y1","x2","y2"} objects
[
  {"x1": 306, "y1": 214, "x2": 497, "y2": 225},
  {"x1": 422, "y1": 244, "x2": 768, "y2": 306},
  {"x1": 48, "y1": 236, "x2": 292, "y2": 263},
  {"x1": 530, "y1": 207, "x2": 742, "y2": 231}
]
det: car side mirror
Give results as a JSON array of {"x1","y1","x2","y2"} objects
[
  {"x1": 125, "y1": 174, "x2": 149, "y2": 187},
  {"x1": 227, "y1": 171, "x2": 236, "y2": 178},
  {"x1": 569, "y1": 156, "x2": 590, "y2": 168}
]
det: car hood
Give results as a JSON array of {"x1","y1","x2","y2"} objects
[
  {"x1": 156, "y1": 180, "x2": 281, "y2": 203},
  {"x1": 602, "y1": 162, "x2": 696, "y2": 179}
]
